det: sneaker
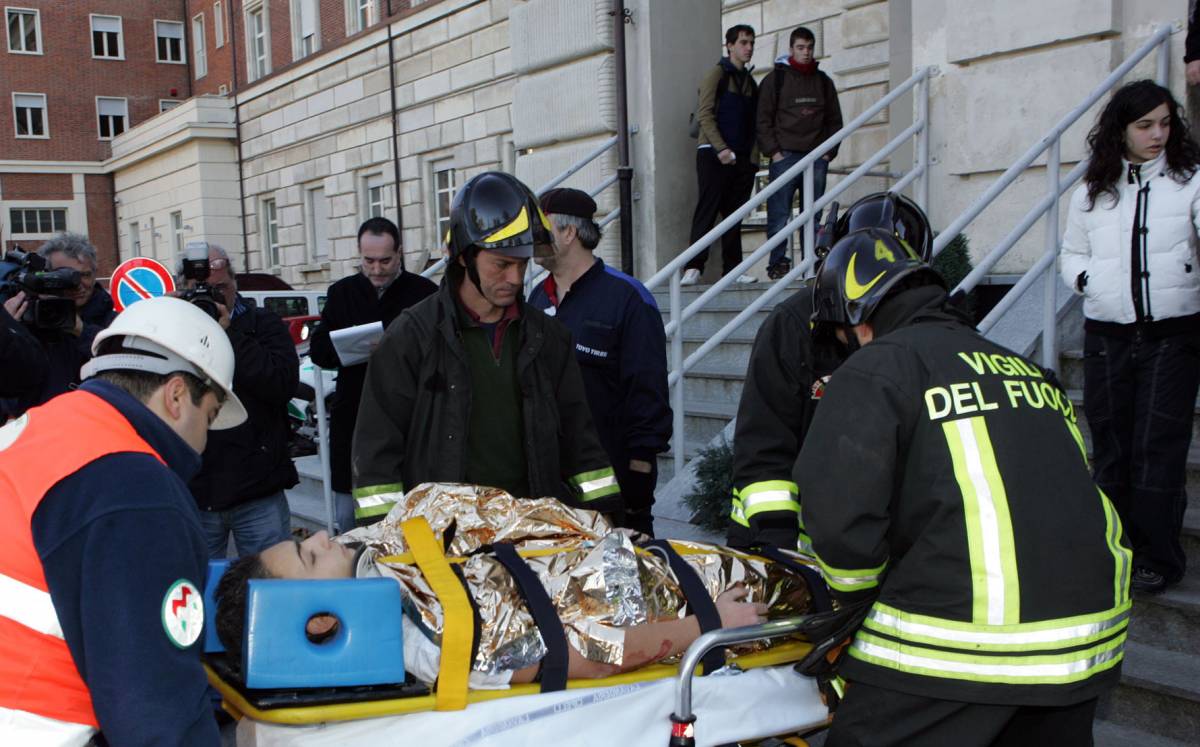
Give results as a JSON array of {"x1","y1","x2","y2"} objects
[
  {"x1": 735, "y1": 273, "x2": 758, "y2": 284},
  {"x1": 681, "y1": 268, "x2": 701, "y2": 286},
  {"x1": 767, "y1": 259, "x2": 792, "y2": 280},
  {"x1": 1131, "y1": 567, "x2": 1167, "y2": 594}
]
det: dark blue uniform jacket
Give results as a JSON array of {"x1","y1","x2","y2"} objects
[{"x1": 31, "y1": 379, "x2": 219, "y2": 746}]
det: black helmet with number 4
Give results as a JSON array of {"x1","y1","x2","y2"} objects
[
  {"x1": 812, "y1": 227, "x2": 943, "y2": 327},
  {"x1": 446, "y1": 171, "x2": 553, "y2": 261},
  {"x1": 833, "y1": 192, "x2": 932, "y2": 261}
]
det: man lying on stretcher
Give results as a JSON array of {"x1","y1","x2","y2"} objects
[{"x1": 214, "y1": 483, "x2": 816, "y2": 689}]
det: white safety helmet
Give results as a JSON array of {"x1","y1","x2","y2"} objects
[{"x1": 80, "y1": 296, "x2": 247, "y2": 429}]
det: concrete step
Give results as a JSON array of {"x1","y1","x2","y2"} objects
[
  {"x1": 1093, "y1": 719, "x2": 1195, "y2": 746},
  {"x1": 1128, "y1": 568, "x2": 1200, "y2": 656},
  {"x1": 677, "y1": 363, "x2": 749, "y2": 403},
  {"x1": 679, "y1": 330, "x2": 756, "y2": 370},
  {"x1": 1099, "y1": 640, "x2": 1200, "y2": 743},
  {"x1": 650, "y1": 280, "x2": 803, "y2": 310}
]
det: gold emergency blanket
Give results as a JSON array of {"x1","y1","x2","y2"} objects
[{"x1": 341, "y1": 483, "x2": 814, "y2": 676}]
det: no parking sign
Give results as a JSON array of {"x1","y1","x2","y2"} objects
[{"x1": 110, "y1": 257, "x2": 176, "y2": 312}]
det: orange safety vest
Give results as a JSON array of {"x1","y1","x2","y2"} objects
[{"x1": 0, "y1": 390, "x2": 161, "y2": 731}]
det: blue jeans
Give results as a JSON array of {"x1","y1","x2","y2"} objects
[
  {"x1": 198, "y1": 490, "x2": 292, "y2": 559},
  {"x1": 334, "y1": 491, "x2": 357, "y2": 535},
  {"x1": 766, "y1": 152, "x2": 828, "y2": 268}
]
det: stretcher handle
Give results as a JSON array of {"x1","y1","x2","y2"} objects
[{"x1": 671, "y1": 616, "x2": 811, "y2": 723}]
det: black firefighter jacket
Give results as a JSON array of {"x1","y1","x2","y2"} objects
[
  {"x1": 352, "y1": 279, "x2": 620, "y2": 521},
  {"x1": 190, "y1": 297, "x2": 300, "y2": 510},
  {"x1": 796, "y1": 286, "x2": 1131, "y2": 707},
  {"x1": 728, "y1": 284, "x2": 843, "y2": 551},
  {"x1": 309, "y1": 271, "x2": 437, "y2": 493}
]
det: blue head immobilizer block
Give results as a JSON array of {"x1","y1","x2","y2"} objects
[
  {"x1": 242, "y1": 578, "x2": 407, "y2": 689},
  {"x1": 204, "y1": 559, "x2": 232, "y2": 654}
]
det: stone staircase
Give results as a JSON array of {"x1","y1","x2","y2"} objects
[{"x1": 1055, "y1": 347, "x2": 1200, "y2": 746}]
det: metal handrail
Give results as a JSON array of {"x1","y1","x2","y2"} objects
[
  {"x1": 941, "y1": 22, "x2": 1175, "y2": 370},
  {"x1": 646, "y1": 67, "x2": 933, "y2": 290},
  {"x1": 933, "y1": 23, "x2": 1175, "y2": 260},
  {"x1": 663, "y1": 69, "x2": 933, "y2": 476}
]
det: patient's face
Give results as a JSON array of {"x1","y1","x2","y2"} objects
[{"x1": 260, "y1": 531, "x2": 358, "y2": 580}]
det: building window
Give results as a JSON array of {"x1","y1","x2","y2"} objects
[
  {"x1": 306, "y1": 186, "x2": 328, "y2": 261},
  {"x1": 213, "y1": 1, "x2": 224, "y2": 48},
  {"x1": 367, "y1": 176, "x2": 386, "y2": 219},
  {"x1": 96, "y1": 97, "x2": 127, "y2": 139},
  {"x1": 159, "y1": 99, "x2": 181, "y2": 113},
  {"x1": 262, "y1": 198, "x2": 280, "y2": 266},
  {"x1": 433, "y1": 163, "x2": 456, "y2": 244},
  {"x1": 192, "y1": 14, "x2": 206, "y2": 78},
  {"x1": 291, "y1": 0, "x2": 319, "y2": 60},
  {"x1": 12, "y1": 92, "x2": 46, "y2": 138},
  {"x1": 346, "y1": 0, "x2": 375, "y2": 35},
  {"x1": 9, "y1": 208, "x2": 66, "y2": 235},
  {"x1": 245, "y1": 4, "x2": 269, "y2": 81},
  {"x1": 170, "y1": 211, "x2": 184, "y2": 265},
  {"x1": 128, "y1": 221, "x2": 141, "y2": 257},
  {"x1": 6, "y1": 7, "x2": 40, "y2": 54},
  {"x1": 155, "y1": 20, "x2": 184, "y2": 63},
  {"x1": 90, "y1": 14, "x2": 123, "y2": 59}
]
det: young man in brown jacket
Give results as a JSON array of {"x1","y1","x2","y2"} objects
[
  {"x1": 757, "y1": 26, "x2": 843, "y2": 280},
  {"x1": 683, "y1": 24, "x2": 760, "y2": 286}
]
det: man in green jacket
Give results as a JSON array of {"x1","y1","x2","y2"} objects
[{"x1": 351, "y1": 172, "x2": 621, "y2": 524}]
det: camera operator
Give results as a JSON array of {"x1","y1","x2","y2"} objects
[
  {"x1": 180, "y1": 242, "x2": 300, "y2": 558},
  {"x1": 0, "y1": 235, "x2": 105, "y2": 419},
  {"x1": 0, "y1": 292, "x2": 48, "y2": 402},
  {"x1": 39, "y1": 232, "x2": 117, "y2": 331}
]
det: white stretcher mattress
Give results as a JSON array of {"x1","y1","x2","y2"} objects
[{"x1": 235, "y1": 664, "x2": 828, "y2": 746}]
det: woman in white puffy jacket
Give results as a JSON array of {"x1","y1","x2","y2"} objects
[{"x1": 1060, "y1": 80, "x2": 1200, "y2": 593}]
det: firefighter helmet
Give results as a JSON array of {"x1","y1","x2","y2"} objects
[
  {"x1": 446, "y1": 171, "x2": 553, "y2": 261},
  {"x1": 833, "y1": 192, "x2": 932, "y2": 261},
  {"x1": 812, "y1": 227, "x2": 942, "y2": 327}
]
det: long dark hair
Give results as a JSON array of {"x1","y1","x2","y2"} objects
[{"x1": 1083, "y1": 80, "x2": 1200, "y2": 210}]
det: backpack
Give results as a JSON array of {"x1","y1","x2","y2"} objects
[{"x1": 687, "y1": 67, "x2": 730, "y2": 138}]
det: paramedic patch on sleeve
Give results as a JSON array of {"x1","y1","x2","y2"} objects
[{"x1": 161, "y1": 579, "x2": 204, "y2": 649}]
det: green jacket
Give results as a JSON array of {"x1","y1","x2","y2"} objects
[{"x1": 352, "y1": 279, "x2": 620, "y2": 521}]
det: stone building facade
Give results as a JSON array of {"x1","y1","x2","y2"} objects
[{"x1": 100, "y1": 0, "x2": 1192, "y2": 288}]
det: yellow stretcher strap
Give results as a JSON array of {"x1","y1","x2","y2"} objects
[{"x1": 401, "y1": 517, "x2": 473, "y2": 711}]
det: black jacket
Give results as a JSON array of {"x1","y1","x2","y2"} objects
[
  {"x1": 527, "y1": 259, "x2": 672, "y2": 486},
  {"x1": 190, "y1": 297, "x2": 300, "y2": 510},
  {"x1": 309, "y1": 271, "x2": 437, "y2": 493},
  {"x1": 79, "y1": 285, "x2": 117, "y2": 329},
  {"x1": 756, "y1": 60, "x2": 843, "y2": 159},
  {"x1": 353, "y1": 279, "x2": 620, "y2": 520},
  {"x1": 796, "y1": 287, "x2": 1130, "y2": 706},
  {"x1": 728, "y1": 285, "x2": 843, "y2": 551},
  {"x1": 0, "y1": 305, "x2": 47, "y2": 398}
]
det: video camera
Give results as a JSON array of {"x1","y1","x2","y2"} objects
[
  {"x1": 0, "y1": 247, "x2": 80, "y2": 332},
  {"x1": 179, "y1": 241, "x2": 224, "y2": 320}
]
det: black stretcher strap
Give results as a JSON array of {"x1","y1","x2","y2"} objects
[
  {"x1": 490, "y1": 542, "x2": 569, "y2": 693},
  {"x1": 752, "y1": 545, "x2": 833, "y2": 613},
  {"x1": 642, "y1": 539, "x2": 725, "y2": 675}
]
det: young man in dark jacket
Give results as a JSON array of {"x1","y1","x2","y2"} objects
[
  {"x1": 308, "y1": 217, "x2": 436, "y2": 531},
  {"x1": 353, "y1": 172, "x2": 620, "y2": 524},
  {"x1": 683, "y1": 24, "x2": 760, "y2": 286},
  {"x1": 796, "y1": 230, "x2": 1129, "y2": 745},
  {"x1": 756, "y1": 27, "x2": 843, "y2": 279},
  {"x1": 185, "y1": 243, "x2": 300, "y2": 558}
]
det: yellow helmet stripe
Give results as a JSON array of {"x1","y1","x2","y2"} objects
[{"x1": 483, "y1": 206, "x2": 529, "y2": 243}]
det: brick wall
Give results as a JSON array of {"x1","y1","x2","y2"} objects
[
  {"x1": 0, "y1": 1, "x2": 192, "y2": 162},
  {"x1": 0, "y1": 173, "x2": 73, "y2": 201},
  {"x1": 84, "y1": 174, "x2": 118, "y2": 273}
]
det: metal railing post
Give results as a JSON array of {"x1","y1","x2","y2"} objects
[
  {"x1": 1157, "y1": 33, "x2": 1171, "y2": 86},
  {"x1": 670, "y1": 269, "x2": 684, "y2": 477},
  {"x1": 917, "y1": 72, "x2": 930, "y2": 208},
  {"x1": 802, "y1": 163, "x2": 815, "y2": 265},
  {"x1": 1042, "y1": 138, "x2": 1061, "y2": 371},
  {"x1": 311, "y1": 367, "x2": 335, "y2": 534}
]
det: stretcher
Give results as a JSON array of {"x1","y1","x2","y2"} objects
[{"x1": 202, "y1": 521, "x2": 832, "y2": 746}]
